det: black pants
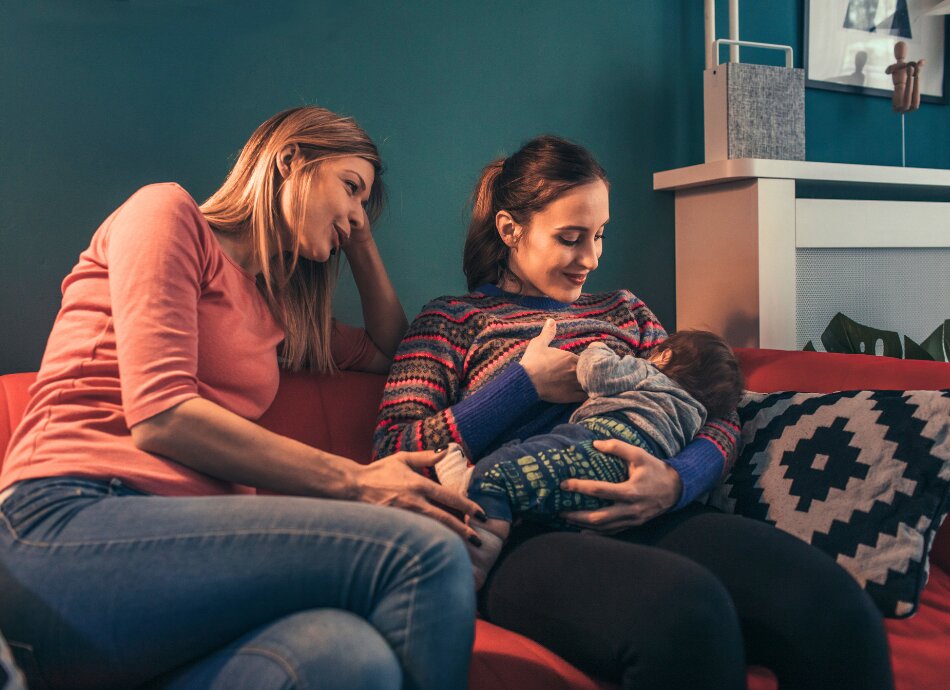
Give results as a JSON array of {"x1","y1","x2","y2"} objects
[{"x1": 480, "y1": 504, "x2": 894, "y2": 690}]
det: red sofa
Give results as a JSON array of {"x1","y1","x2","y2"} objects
[{"x1": 2, "y1": 348, "x2": 949, "y2": 689}]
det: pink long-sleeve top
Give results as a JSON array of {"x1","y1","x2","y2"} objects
[{"x1": 1, "y1": 183, "x2": 375, "y2": 496}]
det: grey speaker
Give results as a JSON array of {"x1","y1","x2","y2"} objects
[{"x1": 704, "y1": 62, "x2": 805, "y2": 162}]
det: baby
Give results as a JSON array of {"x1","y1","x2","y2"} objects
[{"x1": 435, "y1": 329, "x2": 744, "y2": 589}]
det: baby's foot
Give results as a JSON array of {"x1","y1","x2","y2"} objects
[
  {"x1": 433, "y1": 443, "x2": 474, "y2": 495},
  {"x1": 468, "y1": 518, "x2": 510, "y2": 590}
]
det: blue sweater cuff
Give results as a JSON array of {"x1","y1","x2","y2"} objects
[
  {"x1": 452, "y1": 363, "x2": 539, "y2": 457},
  {"x1": 665, "y1": 438, "x2": 725, "y2": 511}
]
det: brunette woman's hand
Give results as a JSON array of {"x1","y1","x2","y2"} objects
[
  {"x1": 520, "y1": 319, "x2": 586, "y2": 403},
  {"x1": 356, "y1": 449, "x2": 487, "y2": 544},
  {"x1": 558, "y1": 439, "x2": 682, "y2": 532}
]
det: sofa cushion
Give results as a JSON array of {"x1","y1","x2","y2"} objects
[
  {"x1": 0, "y1": 373, "x2": 37, "y2": 468},
  {"x1": 708, "y1": 388, "x2": 950, "y2": 618},
  {"x1": 256, "y1": 370, "x2": 386, "y2": 464},
  {"x1": 885, "y1": 563, "x2": 950, "y2": 690}
]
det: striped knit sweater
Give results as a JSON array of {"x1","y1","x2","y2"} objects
[{"x1": 372, "y1": 284, "x2": 740, "y2": 509}]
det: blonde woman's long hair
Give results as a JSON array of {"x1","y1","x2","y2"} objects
[{"x1": 201, "y1": 106, "x2": 384, "y2": 373}]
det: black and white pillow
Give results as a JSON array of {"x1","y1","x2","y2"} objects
[{"x1": 706, "y1": 388, "x2": 950, "y2": 618}]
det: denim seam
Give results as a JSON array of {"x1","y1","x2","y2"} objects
[
  {"x1": 234, "y1": 645, "x2": 300, "y2": 687},
  {"x1": 0, "y1": 511, "x2": 425, "y2": 560},
  {"x1": 398, "y1": 559, "x2": 421, "y2": 668}
]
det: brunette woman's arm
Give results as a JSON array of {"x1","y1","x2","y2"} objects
[{"x1": 372, "y1": 300, "x2": 543, "y2": 463}]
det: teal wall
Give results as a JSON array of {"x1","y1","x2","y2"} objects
[{"x1": 1, "y1": 0, "x2": 948, "y2": 373}]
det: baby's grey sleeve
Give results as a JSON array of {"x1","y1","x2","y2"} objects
[{"x1": 577, "y1": 346, "x2": 651, "y2": 397}]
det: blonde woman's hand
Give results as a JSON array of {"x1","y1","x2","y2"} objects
[
  {"x1": 520, "y1": 319, "x2": 586, "y2": 403},
  {"x1": 356, "y1": 449, "x2": 487, "y2": 545},
  {"x1": 343, "y1": 208, "x2": 374, "y2": 249},
  {"x1": 559, "y1": 439, "x2": 682, "y2": 532}
]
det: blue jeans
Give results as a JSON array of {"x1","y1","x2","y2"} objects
[{"x1": 0, "y1": 477, "x2": 475, "y2": 690}]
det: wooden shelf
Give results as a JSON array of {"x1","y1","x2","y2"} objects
[{"x1": 654, "y1": 159, "x2": 950, "y2": 192}]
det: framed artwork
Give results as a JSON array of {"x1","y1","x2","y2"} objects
[{"x1": 805, "y1": 0, "x2": 948, "y2": 104}]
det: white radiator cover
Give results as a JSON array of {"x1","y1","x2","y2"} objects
[
  {"x1": 654, "y1": 160, "x2": 950, "y2": 352},
  {"x1": 795, "y1": 247, "x2": 950, "y2": 351}
]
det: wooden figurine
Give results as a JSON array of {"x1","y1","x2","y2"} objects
[{"x1": 885, "y1": 41, "x2": 926, "y2": 112}]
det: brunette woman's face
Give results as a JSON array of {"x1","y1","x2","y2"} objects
[
  {"x1": 280, "y1": 155, "x2": 375, "y2": 262},
  {"x1": 499, "y1": 180, "x2": 609, "y2": 303}
]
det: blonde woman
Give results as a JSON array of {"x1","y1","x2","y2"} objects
[{"x1": 0, "y1": 107, "x2": 482, "y2": 690}]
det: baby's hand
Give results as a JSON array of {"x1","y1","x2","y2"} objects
[{"x1": 586, "y1": 341, "x2": 610, "y2": 350}]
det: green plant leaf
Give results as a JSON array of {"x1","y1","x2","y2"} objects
[
  {"x1": 820, "y1": 312, "x2": 902, "y2": 358},
  {"x1": 920, "y1": 322, "x2": 947, "y2": 362},
  {"x1": 903, "y1": 336, "x2": 935, "y2": 361},
  {"x1": 803, "y1": 340, "x2": 816, "y2": 351}
]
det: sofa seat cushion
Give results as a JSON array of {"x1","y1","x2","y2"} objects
[
  {"x1": 886, "y1": 563, "x2": 950, "y2": 690},
  {"x1": 471, "y1": 619, "x2": 602, "y2": 690},
  {"x1": 470, "y1": 619, "x2": 778, "y2": 690}
]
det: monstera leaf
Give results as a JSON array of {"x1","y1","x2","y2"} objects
[
  {"x1": 821, "y1": 313, "x2": 903, "y2": 358},
  {"x1": 918, "y1": 320, "x2": 950, "y2": 361},
  {"x1": 806, "y1": 314, "x2": 948, "y2": 361},
  {"x1": 904, "y1": 336, "x2": 933, "y2": 361}
]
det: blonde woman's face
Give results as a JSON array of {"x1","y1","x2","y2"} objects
[
  {"x1": 281, "y1": 155, "x2": 375, "y2": 262},
  {"x1": 501, "y1": 180, "x2": 609, "y2": 303}
]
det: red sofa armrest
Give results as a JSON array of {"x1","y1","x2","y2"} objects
[
  {"x1": 735, "y1": 348, "x2": 950, "y2": 393},
  {"x1": 0, "y1": 372, "x2": 37, "y2": 467}
]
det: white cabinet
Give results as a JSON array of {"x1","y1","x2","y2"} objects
[{"x1": 654, "y1": 159, "x2": 950, "y2": 350}]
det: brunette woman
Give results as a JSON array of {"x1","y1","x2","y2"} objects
[{"x1": 374, "y1": 135, "x2": 894, "y2": 689}]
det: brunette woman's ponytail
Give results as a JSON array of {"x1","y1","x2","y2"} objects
[{"x1": 463, "y1": 159, "x2": 506, "y2": 290}]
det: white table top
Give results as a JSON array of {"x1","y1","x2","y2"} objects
[{"x1": 653, "y1": 159, "x2": 950, "y2": 191}]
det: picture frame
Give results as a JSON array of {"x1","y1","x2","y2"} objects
[{"x1": 805, "y1": 0, "x2": 948, "y2": 104}]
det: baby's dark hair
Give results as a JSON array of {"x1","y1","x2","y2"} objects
[{"x1": 651, "y1": 330, "x2": 744, "y2": 419}]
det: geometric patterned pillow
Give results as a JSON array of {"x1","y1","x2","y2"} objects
[{"x1": 706, "y1": 389, "x2": 950, "y2": 618}]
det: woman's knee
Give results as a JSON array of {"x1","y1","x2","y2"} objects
[
  {"x1": 159, "y1": 610, "x2": 403, "y2": 690},
  {"x1": 640, "y1": 552, "x2": 743, "y2": 653},
  {"x1": 485, "y1": 533, "x2": 745, "y2": 687},
  {"x1": 769, "y1": 554, "x2": 887, "y2": 653},
  {"x1": 388, "y1": 509, "x2": 472, "y2": 578},
  {"x1": 281, "y1": 610, "x2": 403, "y2": 690},
  {"x1": 375, "y1": 509, "x2": 476, "y2": 625},
  {"x1": 725, "y1": 524, "x2": 884, "y2": 639},
  {"x1": 613, "y1": 555, "x2": 746, "y2": 688}
]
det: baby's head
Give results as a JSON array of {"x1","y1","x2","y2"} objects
[{"x1": 649, "y1": 330, "x2": 744, "y2": 418}]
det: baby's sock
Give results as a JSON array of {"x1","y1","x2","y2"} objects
[
  {"x1": 468, "y1": 519, "x2": 509, "y2": 591},
  {"x1": 434, "y1": 443, "x2": 474, "y2": 495},
  {"x1": 434, "y1": 444, "x2": 509, "y2": 589}
]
